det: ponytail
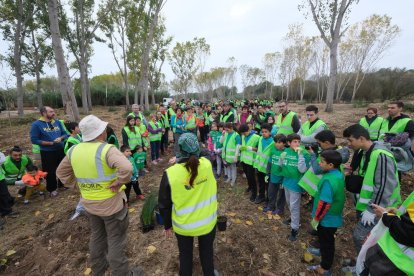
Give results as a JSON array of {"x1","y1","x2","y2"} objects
[{"x1": 185, "y1": 155, "x2": 200, "y2": 187}]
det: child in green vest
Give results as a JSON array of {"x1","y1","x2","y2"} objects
[
  {"x1": 133, "y1": 145, "x2": 147, "y2": 177},
  {"x1": 64, "y1": 122, "x2": 82, "y2": 155},
  {"x1": 280, "y1": 133, "x2": 310, "y2": 241},
  {"x1": 239, "y1": 123, "x2": 260, "y2": 202},
  {"x1": 307, "y1": 150, "x2": 345, "y2": 275},
  {"x1": 263, "y1": 134, "x2": 286, "y2": 214},
  {"x1": 208, "y1": 122, "x2": 223, "y2": 178},
  {"x1": 106, "y1": 126, "x2": 119, "y2": 149},
  {"x1": 121, "y1": 145, "x2": 144, "y2": 205},
  {"x1": 253, "y1": 123, "x2": 274, "y2": 204},
  {"x1": 220, "y1": 122, "x2": 241, "y2": 186}
]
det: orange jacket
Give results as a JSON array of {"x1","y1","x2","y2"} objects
[{"x1": 22, "y1": 171, "x2": 48, "y2": 186}]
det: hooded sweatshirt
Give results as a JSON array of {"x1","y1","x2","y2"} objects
[{"x1": 30, "y1": 118, "x2": 68, "y2": 151}]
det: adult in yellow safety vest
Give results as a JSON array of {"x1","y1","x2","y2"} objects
[
  {"x1": 128, "y1": 103, "x2": 147, "y2": 126},
  {"x1": 1, "y1": 146, "x2": 33, "y2": 185},
  {"x1": 158, "y1": 133, "x2": 219, "y2": 276},
  {"x1": 0, "y1": 151, "x2": 19, "y2": 219},
  {"x1": 219, "y1": 102, "x2": 234, "y2": 123},
  {"x1": 298, "y1": 105, "x2": 327, "y2": 146},
  {"x1": 362, "y1": 191, "x2": 414, "y2": 276},
  {"x1": 343, "y1": 124, "x2": 401, "y2": 253},
  {"x1": 253, "y1": 105, "x2": 267, "y2": 132},
  {"x1": 276, "y1": 100, "x2": 301, "y2": 135},
  {"x1": 379, "y1": 101, "x2": 414, "y2": 140},
  {"x1": 57, "y1": 115, "x2": 142, "y2": 276},
  {"x1": 121, "y1": 115, "x2": 144, "y2": 152},
  {"x1": 358, "y1": 107, "x2": 384, "y2": 141}
]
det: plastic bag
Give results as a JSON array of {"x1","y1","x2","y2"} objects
[
  {"x1": 356, "y1": 220, "x2": 387, "y2": 275},
  {"x1": 69, "y1": 201, "x2": 85, "y2": 220}
]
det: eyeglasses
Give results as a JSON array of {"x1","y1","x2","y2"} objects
[{"x1": 278, "y1": 105, "x2": 286, "y2": 108}]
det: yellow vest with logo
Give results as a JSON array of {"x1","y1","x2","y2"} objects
[
  {"x1": 68, "y1": 142, "x2": 120, "y2": 201},
  {"x1": 276, "y1": 111, "x2": 297, "y2": 135},
  {"x1": 167, "y1": 157, "x2": 217, "y2": 236}
]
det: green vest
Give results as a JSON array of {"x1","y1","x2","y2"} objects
[
  {"x1": 301, "y1": 119, "x2": 327, "y2": 136},
  {"x1": 137, "y1": 124, "x2": 149, "y2": 147},
  {"x1": 253, "y1": 137, "x2": 273, "y2": 173},
  {"x1": 107, "y1": 134, "x2": 120, "y2": 149},
  {"x1": 167, "y1": 157, "x2": 217, "y2": 236},
  {"x1": 123, "y1": 126, "x2": 143, "y2": 149},
  {"x1": 276, "y1": 111, "x2": 297, "y2": 135},
  {"x1": 240, "y1": 134, "x2": 260, "y2": 166},
  {"x1": 0, "y1": 166, "x2": 4, "y2": 181},
  {"x1": 298, "y1": 166, "x2": 322, "y2": 197},
  {"x1": 128, "y1": 112, "x2": 144, "y2": 121},
  {"x1": 204, "y1": 112, "x2": 210, "y2": 126},
  {"x1": 220, "y1": 111, "x2": 233, "y2": 123},
  {"x1": 397, "y1": 191, "x2": 414, "y2": 215},
  {"x1": 222, "y1": 132, "x2": 239, "y2": 163},
  {"x1": 313, "y1": 170, "x2": 345, "y2": 216},
  {"x1": 32, "y1": 144, "x2": 40, "y2": 154},
  {"x1": 64, "y1": 135, "x2": 82, "y2": 155},
  {"x1": 379, "y1": 117, "x2": 411, "y2": 139},
  {"x1": 148, "y1": 121, "x2": 162, "y2": 142},
  {"x1": 378, "y1": 191, "x2": 414, "y2": 275},
  {"x1": 255, "y1": 113, "x2": 266, "y2": 129},
  {"x1": 133, "y1": 151, "x2": 146, "y2": 170},
  {"x1": 359, "y1": 116, "x2": 384, "y2": 141},
  {"x1": 162, "y1": 113, "x2": 170, "y2": 128},
  {"x1": 356, "y1": 148, "x2": 401, "y2": 211},
  {"x1": 185, "y1": 115, "x2": 196, "y2": 130},
  {"x1": 59, "y1": 119, "x2": 70, "y2": 135},
  {"x1": 269, "y1": 148, "x2": 283, "y2": 176},
  {"x1": 68, "y1": 142, "x2": 122, "y2": 201},
  {"x1": 168, "y1": 107, "x2": 176, "y2": 117},
  {"x1": 209, "y1": 130, "x2": 223, "y2": 149},
  {"x1": 3, "y1": 155, "x2": 29, "y2": 181},
  {"x1": 281, "y1": 147, "x2": 306, "y2": 180}
]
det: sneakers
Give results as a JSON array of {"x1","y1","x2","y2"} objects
[
  {"x1": 225, "y1": 177, "x2": 231, "y2": 183},
  {"x1": 262, "y1": 207, "x2": 273, "y2": 213},
  {"x1": 272, "y1": 209, "x2": 284, "y2": 216},
  {"x1": 157, "y1": 158, "x2": 163, "y2": 162},
  {"x1": 152, "y1": 160, "x2": 158, "y2": 165},
  {"x1": 136, "y1": 194, "x2": 145, "y2": 200},
  {"x1": 24, "y1": 200, "x2": 29, "y2": 205},
  {"x1": 249, "y1": 195, "x2": 256, "y2": 203},
  {"x1": 143, "y1": 168, "x2": 149, "y2": 173},
  {"x1": 307, "y1": 265, "x2": 332, "y2": 276},
  {"x1": 282, "y1": 218, "x2": 291, "y2": 226},
  {"x1": 254, "y1": 196, "x2": 265, "y2": 204},
  {"x1": 307, "y1": 247, "x2": 321, "y2": 257},
  {"x1": 50, "y1": 190, "x2": 58, "y2": 197},
  {"x1": 39, "y1": 192, "x2": 44, "y2": 196},
  {"x1": 288, "y1": 228, "x2": 298, "y2": 241},
  {"x1": 308, "y1": 227, "x2": 318, "y2": 236}
]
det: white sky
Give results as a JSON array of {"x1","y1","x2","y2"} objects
[{"x1": 1, "y1": 0, "x2": 413, "y2": 90}]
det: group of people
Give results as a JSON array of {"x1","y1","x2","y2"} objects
[{"x1": 0, "y1": 98, "x2": 413, "y2": 276}]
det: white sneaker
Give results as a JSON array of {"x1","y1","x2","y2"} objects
[{"x1": 50, "y1": 190, "x2": 58, "y2": 197}]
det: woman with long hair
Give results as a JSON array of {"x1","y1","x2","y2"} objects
[
  {"x1": 121, "y1": 115, "x2": 143, "y2": 153},
  {"x1": 158, "y1": 133, "x2": 219, "y2": 276}
]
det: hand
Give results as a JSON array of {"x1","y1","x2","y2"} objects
[
  {"x1": 370, "y1": 204, "x2": 387, "y2": 218},
  {"x1": 361, "y1": 210, "x2": 376, "y2": 226},
  {"x1": 279, "y1": 152, "x2": 287, "y2": 161},
  {"x1": 386, "y1": 207, "x2": 398, "y2": 214},
  {"x1": 295, "y1": 147, "x2": 302, "y2": 154},
  {"x1": 54, "y1": 137, "x2": 62, "y2": 143},
  {"x1": 164, "y1": 228, "x2": 173, "y2": 238},
  {"x1": 264, "y1": 175, "x2": 269, "y2": 183},
  {"x1": 233, "y1": 157, "x2": 238, "y2": 163},
  {"x1": 306, "y1": 147, "x2": 314, "y2": 154},
  {"x1": 240, "y1": 145, "x2": 247, "y2": 152},
  {"x1": 311, "y1": 219, "x2": 319, "y2": 231},
  {"x1": 143, "y1": 147, "x2": 147, "y2": 151},
  {"x1": 108, "y1": 180, "x2": 122, "y2": 192}
]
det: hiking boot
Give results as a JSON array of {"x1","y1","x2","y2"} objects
[
  {"x1": 309, "y1": 239, "x2": 320, "y2": 249},
  {"x1": 307, "y1": 247, "x2": 321, "y2": 256},
  {"x1": 249, "y1": 194, "x2": 256, "y2": 203},
  {"x1": 288, "y1": 229, "x2": 298, "y2": 241},
  {"x1": 254, "y1": 196, "x2": 265, "y2": 204},
  {"x1": 282, "y1": 218, "x2": 291, "y2": 226}
]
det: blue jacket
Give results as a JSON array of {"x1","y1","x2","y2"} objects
[{"x1": 30, "y1": 118, "x2": 68, "y2": 151}]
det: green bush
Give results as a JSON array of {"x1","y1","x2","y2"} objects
[
  {"x1": 403, "y1": 103, "x2": 414, "y2": 112},
  {"x1": 352, "y1": 100, "x2": 369, "y2": 108},
  {"x1": 108, "y1": 106, "x2": 120, "y2": 112}
]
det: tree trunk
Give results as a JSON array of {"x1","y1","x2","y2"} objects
[
  {"x1": 151, "y1": 89, "x2": 155, "y2": 105},
  {"x1": 86, "y1": 68, "x2": 92, "y2": 110},
  {"x1": 35, "y1": 69, "x2": 43, "y2": 108},
  {"x1": 325, "y1": 42, "x2": 338, "y2": 113},
  {"x1": 351, "y1": 71, "x2": 361, "y2": 102},
  {"x1": 79, "y1": 60, "x2": 89, "y2": 114},
  {"x1": 48, "y1": 0, "x2": 80, "y2": 121},
  {"x1": 14, "y1": 0, "x2": 24, "y2": 116}
]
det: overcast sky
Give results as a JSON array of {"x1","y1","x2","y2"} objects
[{"x1": 1, "y1": 0, "x2": 414, "y2": 90}]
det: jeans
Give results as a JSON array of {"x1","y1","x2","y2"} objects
[
  {"x1": 242, "y1": 162, "x2": 257, "y2": 198},
  {"x1": 161, "y1": 128, "x2": 169, "y2": 154},
  {"x1": 284, "y1": 188, "x2": 301, "y2": 230},
  {"x1": 175, "y1": 226, "x2": 216, "y2": 276},
  {"x1": 87, "y1": 207, "x2": 129, "y2": 276},
  {"x1": 216, "y1": 155, "x2": 222, "y2": 176},
  {"x1": 267, "y1": 182, "x2": 286, "y2": 211},
  {"x1": 150, "y1": 141, "x2": 161, "y2": 161},
  {"x1": 173, "y1": 132, "x2": 183, "y2": 156},
  {"x1": 318, "y1": 225, "x2": 337, "y2": 270},
  {"x1": 40, "y1": 148, "x2": 65, "y2": 192}
]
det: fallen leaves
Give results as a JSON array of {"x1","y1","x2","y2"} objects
[
  {"x1": 34, "y1": 211, "x2": 41, "y2": 217},
  {"x1": 303, "y1": 252, "x2": 314, "y2": 263},
  {"x1": 227, "y1": 212, "x2": 237, "y2": 217},
  {"x1": 84, "y1": 267, "x2": 92, "y2": 275},
  {"x1": 232, "y1": 218, "x2": 242, "y2": 224},
  {"x1": 6, "y1": 250, "x2": 16, "y2": 257},
  {"x1": 146, "y1": 245, "x2": 157, "y2": 254},
  {"x1": 48, "y1": 213, "x2": 55, "y2": 220},
  {"x1": 245, "y1": 220, "x2": 253, "y2": 226},
  {"x1": 128, "y1": 208, "x2": 136, "y2": 213}
]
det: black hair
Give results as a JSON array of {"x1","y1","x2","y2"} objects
[
  {"x1": 287, "y1": 133, "x2": 301, "y2": 143},
  {"x1": 39, "y1": 106, "x2": 47, "y2": 115},
  {"x1": 134, "y1": 145, "x2": 142, "y2": 151},
  {"x1": 120, "y1": 145, "x2": 130, "y2": 152},
  {"x1": 26, "y1": 164, "x2": 38, "y2": 172},
  {"x1": 320, "y1": 150, "x2": 342, "y2": 168},
  {"x1": 315, "y1": 130, "x2": 336, "y2": 145},
  {"x1": 217, "y1": 122, "x2": 225, "y2": 128},
  {"x1": 65, "y1": 122, "x2": 79, "y2": 133},
  {"x1": 305, "y1": 105, "x2": 319, "y2": 113},
  {"x1": 260, "y1": 123, "x2": 272, "y2": 132},
  {"x1": 274, "y1": 134, "x2": 287, "y2": 143},
  {"x1": 106, "y1": 125, "x2": 115, "y2": 135},
  {"x1": 10, "y1": 146, "x2": 22, "y2": 153},
  {"x1": 224, "y1": 122, "x2": 234, "y2": 129},
  {"x1": 389, "y1": 101, "x2": 404, "y2": 108},
  {"x1": 125, "y1": 115, "x2": 136, "y2": 133},
  {"x1": 239, "y1": 123, "x2": 249, "y2": 133},
  {"x1": 176, "y1": 107, "x2": 183, "y2": 113},
  {"x1": 343, "y1": 124, "x2": 370, "y2": 140}
]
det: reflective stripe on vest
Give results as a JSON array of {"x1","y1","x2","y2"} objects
[
  {"x1": 240, "y1": 134, "x2": 260, "y2": 165},
  {"x1": 398, "y1": 191, "x2": 414, "y2": 215},
  {"x1": 276, "y1": 111, "x2": 296, "y2": 135},
  {"x1": 254, "y1": 137, "x2": 273, "y2": 173},
  {"x1": 124, "y1": 126, "x2": 142, "y2": 149},
  {"x1": 301, "y1": 119, "x2": 327, "y2": 136},
  {"x1": 3, "y1": 155, "x2": 29, "y2": 180},
  {"x1": 68, "y1": 143, "x2": 119, "y2": 200},
  {"x1": 167, "y1": 157, "x2": 217, "y2": 236},
  {"x1": 185, "y1": 115, "x2": 196, "y2": 130},
  {"x1": 359, "y1": 117, "x2": 384, "y2": 140},
  {"x1": 222, "y1": 132, "x2": 239, "y2": 163},
  {"x1": 298, "y1": 166, "x2": 322, "y2": 197},
  {"x1": 220, "y1": 111, "x2": 234, "y2": 123},
  {"x1": 356, "y1": 148, "x2": 401, "y2": 211},
  {"x1": 64, "y1": 136, "x2": 81, "y2": 155},
  {"x1": 379, "y1": 117, "x2": 411, "y2": 139},
  {"x1": 148, "y1": 121, "x2": 162, "y2": 141},
  {"x1": 255, "y1": 114, "x2": 266, "y2": 129}
]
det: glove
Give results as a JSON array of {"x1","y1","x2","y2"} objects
[
  {"x1": 311, "y1": 219, "x2": 319, "y2": 231},
  {"x1": 295, "y1": 147, "x2": 302, "y2": 154},
  {"x1": 361, "y1": 210, "x2": 376, "y2": 226},
  {"x1": 279, "y1": 152, "x2": 287, "y2": 161},
  {"x1": 264, "y1": 175, "x2": 269, "y2": 183},
  {"x1": 240, "y1": 145, "x2": 247, "y2": 152},
  {"x1": 247, "y1": 146, "x2": 253, "y2": 151}
]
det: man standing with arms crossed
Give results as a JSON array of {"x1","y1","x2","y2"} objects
[{"x1": 57, "y1": 115, "x2": 141, "y2": 276}]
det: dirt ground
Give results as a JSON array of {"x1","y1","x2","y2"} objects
[{"x1": 0, "y1": 104, "x2": 413, "y2": 276}]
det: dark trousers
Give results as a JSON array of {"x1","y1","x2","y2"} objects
[
  {"x1": 317, "y1": 225, "x2": 337, "y2": 270},
  {"x1": 199, "y1": 126, "x2": 208, "y2": 144},
  {"x1": 124, "y1": 180, "x2": 142, "y2": 202},
  {"x1": 242, "y1": 162, "x2": 257, "y2": 198},
  {"x1": 87, "y1": 207, "x2": 129, "y2": 276},
  {"x1": 362, "y1": 244, "x2": 405, "y2": 276},
  {"x1": 161, "y1": 128, "x2": 169, "y2": 154},
  {"x1": 40, "y1": 148, "x2": 65, "y2": 192},
  {"x1": 175, "y1": 226, "x2": 216, "y2": 276},
  {"x1": 0, "y1": 179, "x2": 14, "y2": 216},
  {"x1": 267, "y1": 182, "x2": 286, "y2": 211},
  {"x1": 257, "y1": 171, "x2": 267, "y2": 199},
  {"x1": 150, "y1": 141, "x2": 160, "y2": 161}
]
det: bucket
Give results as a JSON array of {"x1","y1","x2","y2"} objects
[{"x1": 217, "y1": 216, "x2": 227, "y2": 231}]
